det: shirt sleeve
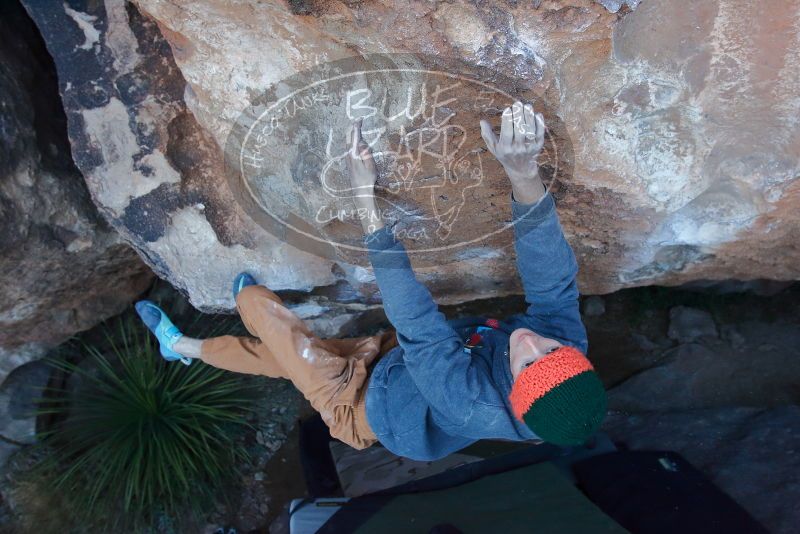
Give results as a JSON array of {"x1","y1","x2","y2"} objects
[
  {"x1": 365, "y1": 227, "x2": 504, "y2": 426},
  {"x1": 507, "y1": 191, "x2": 588, "y2": 353}
]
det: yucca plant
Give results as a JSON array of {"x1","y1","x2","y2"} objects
[{"x1": 33, "y1": 309, "x2": 256, "y2": 531}]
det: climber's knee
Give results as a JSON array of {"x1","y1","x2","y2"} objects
[{"x1": 235, "y1": 284, "x2": 283, "y2": 313}]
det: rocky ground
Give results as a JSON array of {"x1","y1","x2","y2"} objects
[
  {"x1": 406, "y1": 281, "x2": 800, "y2": 534},
  {"x1": 447, "y1": 281, "x2": 800, "y2": 532},
  {"x1": 225, "y1": 280, "x2": 800, "y2": 533},
  {"x1": 586, "y1": 283, "x2": 800, "y2": 534},
  {"x1": 1, "y1": 281, "x2": 798, "y2": 533}
]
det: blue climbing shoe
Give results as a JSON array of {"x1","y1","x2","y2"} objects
[
  {"x1": 232, "y1": 272, "x2": 257, "y2": 300},
  {"x1": 134, "y1": 300, "x2": 191, "y2": 365}
]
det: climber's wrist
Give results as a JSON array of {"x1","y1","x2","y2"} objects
[
  {"x1": 359, "y1": 210, "x2": 384, "y2": 234},
  {"x1": 505, "y1": 165, "x2": 541, "y2": 183},
  {"x1": 353, "y1": 193, "x2": 376, "y2": 212},
  {"x1": 353, "y1": 196, "x2": 383, "y2": 234},
  {"x1": 508, "y1": 170, "x2": 546, "y2": 204}
]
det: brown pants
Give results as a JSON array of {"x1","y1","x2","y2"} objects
[{"x1": 200, "y1": 285, "x2": 397, "y2": 449}]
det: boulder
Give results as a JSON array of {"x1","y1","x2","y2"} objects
[
  {"x1": 17, "y1": 0, "x2": 800, "y2": 312},
  {"x1": 0, "y1": 2, "x2": 153, "y2": 380},
  {"x1": 581, "y1": 295, "x2": 606, "y2": 317},
  {"x1": 667, "y1": 306, "x2": 718, "y2": 341},
  {"x1": 604, "y1": 407, "x2": 800, "y2": 534},
  {"x1": 0, "y1": 361, "x2": 51, "y2": 465},
  {"x1": 608, "y1": 335, "x2": 800, "y2": 412},
  {"x1": 609, "y1": 314, "x2": 800, "y2": 412}
]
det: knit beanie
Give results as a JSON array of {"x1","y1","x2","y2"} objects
[{"x1": 509, "y1": 346, "x2": 607, "y2": 446}]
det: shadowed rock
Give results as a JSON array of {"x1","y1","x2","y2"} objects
[{"x1": 0, "y1": 1, "x2": 153, "y2": 381}]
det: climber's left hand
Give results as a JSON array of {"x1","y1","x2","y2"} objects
[
  {"x1": 345, "y1": 119, "x2": 384, "y2": 234},
  {"x1": 346, "y1": 118, "x2": 378, "y2": 196}
]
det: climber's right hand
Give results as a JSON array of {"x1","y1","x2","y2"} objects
[
  {"x1": 480, "y1": 100, "x2": 545, "y2": 182},
  {"x1": 480, "y1": 101, "x2": 547, "y2": 203}
]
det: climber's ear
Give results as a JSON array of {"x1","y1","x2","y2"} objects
[{"x1": 479, "y1": 119, "x2": 497, "y2": 157}]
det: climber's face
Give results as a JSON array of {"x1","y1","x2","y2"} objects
[{"x1": 509, "y1": 328, "x2": 563, "y2": 380}]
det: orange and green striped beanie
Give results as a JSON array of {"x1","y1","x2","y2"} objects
[{"x1": 509, "y1": 346, "x2": 607, "y2": 446}]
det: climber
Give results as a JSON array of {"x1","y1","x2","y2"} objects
[{"x1": 135, "y1": 101, "x2": 607, "y2": 461}]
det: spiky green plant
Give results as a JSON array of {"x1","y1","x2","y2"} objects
[{"x1": 34, "y1": 311, "x2": 256, "y2": 531}]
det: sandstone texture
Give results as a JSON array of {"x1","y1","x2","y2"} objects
[
  {"x1": 0, "y1": 3, "x2": 153, "y2": 380},
  {"x1": 19, "y1": 0, "x2": 800, "y2": 312}
]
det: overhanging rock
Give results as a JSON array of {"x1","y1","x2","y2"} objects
[{"x1": 21, "y1": 0, "x2": 800, "y2": 312}]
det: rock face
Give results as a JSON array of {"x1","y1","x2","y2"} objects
[
  {"x1": 0, "y1": 2, "x2": 153, "y2": 379},
  {"x1": 589, "y1": 287, "x2": 800, "y2": 534},
  {"x1": 604, "y1": 407, "x2": 800, "y2": 534},
  {"x1": 667, "y1": 306, "x2": 718, "y2": 341},
  {"x1": 0, "y1": 361, "x2": 50, "y2": 465},
  {"x1": 19, "y1": 0, "x2": 800, "y2": 312}
]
